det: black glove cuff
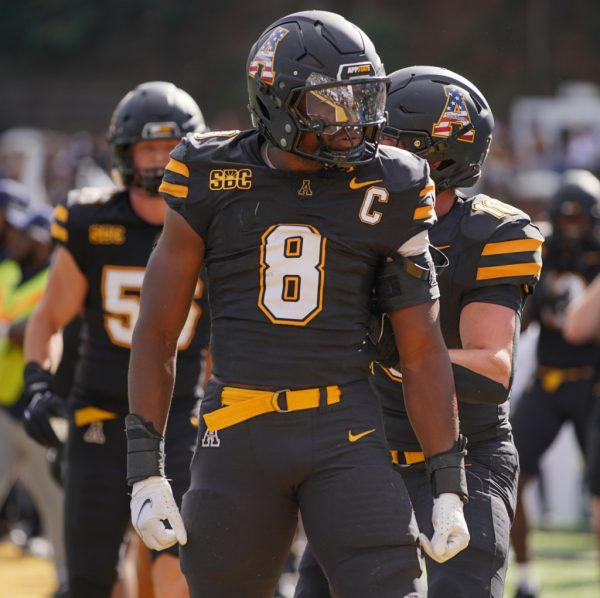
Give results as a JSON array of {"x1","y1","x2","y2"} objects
[
  {"x1": 125, "y1": 413, "x2": 165, "y2": 485},
  {"x1": 24, "y1": 361, "x2": 54, "y2": 399},
  {"x1": 425, "y1": 434, "x2": 468, "y2": 503}
]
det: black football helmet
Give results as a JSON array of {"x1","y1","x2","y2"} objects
[
  {"x1": 106, "y1": 81, "x2": 206, "y2": 193},
  {"x1": 549, "y1": 169, "x2": 600, "y2": 223},
  {"x1": 383, "y1": 66, "x2": 494, "y2": 191},
  {"x1": 247, "y1": 10, "x2": 389, "y2": 166}
]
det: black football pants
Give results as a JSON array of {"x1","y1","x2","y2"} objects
[
  {"x1": 64, "y1": 394, "x2": 196, "y2": 597},
  {"x1": 295, "y1": 434, "x2": 519, "y2": 598},
  {"x1": 180, "y1": 379, "x2": 421, "y2": 598}
]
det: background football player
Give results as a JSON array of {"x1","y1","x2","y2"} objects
[
  {"x1": 21, "y1": 81, "x2": 210, "y2": 598},
  {"x1": 564, "y1": 271, "x2": 600, "y2": 573},
  {"x1": 126, "y1": 11, "x2": 469, "y2": 598},
  {"x1": 294, "y1": 66, "x2": 543, "y2": 598},
  {"x1": 510, "y1": 170, "x2": 600, "y2": 598}
]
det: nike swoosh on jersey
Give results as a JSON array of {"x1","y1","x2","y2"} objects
[
  {"x1": 349, "y1": 177, "x2": 384, "y2": 190},
  {"x1": 348, "y1": 428, "x2": 376, "y2": 442}
]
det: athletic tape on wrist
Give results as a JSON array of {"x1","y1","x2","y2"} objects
[{"x1": 125, "y1": 413, "x2": 165, "y2": 485}]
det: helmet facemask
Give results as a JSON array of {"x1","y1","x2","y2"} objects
[{"x1": 287, "y1": 74, "x2": 388, "y2": 166}]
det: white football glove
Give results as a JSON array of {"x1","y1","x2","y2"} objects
[
  {"x1": 130, "y1": 476, "x2": 187, "y2": 551},
  {"x1": 419, "y1": 492, "x2": 469, "y2": 563}
]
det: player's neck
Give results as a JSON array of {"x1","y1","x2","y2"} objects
[
  {"x1": 129, "y1": 187, "x2": 166, "y2": 226},
  {"x1": 264, "y1": 143, "x2": 323, "y2": 174},
  {"x1": 435, "y1": 188, "x2": 457, "y2": 217}
]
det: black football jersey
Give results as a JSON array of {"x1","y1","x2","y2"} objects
[
  {"x1": 161, "y1": 129, "x2": 437, "y2": 388},
  {"x1": 373, "y1": 193, "x2": 544, "y2": 449},
  {"x1": 527, "y1": 234, "x2": 600, "y2": 368},
  {"x1": 51, "y1": 188, "x2": 209, "y2": 401}
]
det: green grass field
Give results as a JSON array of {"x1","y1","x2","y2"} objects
[
  {"x1": 0, "y1": 529, "x2": 598, "y2": 597},
  {"x1": 504, "y1": 530, "x2": 598, "y2": 598}
]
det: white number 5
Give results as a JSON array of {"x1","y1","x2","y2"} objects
[{"x1": 102, "y1": 265, "x2": 202, "y2": 349}]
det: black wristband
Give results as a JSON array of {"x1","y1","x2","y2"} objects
[
  {"x1": 125, "y1": 413, "x2": 165, "y2": 485},
  {"x1": 426, "y1": 434, "x2": 468, "y2": 503}
]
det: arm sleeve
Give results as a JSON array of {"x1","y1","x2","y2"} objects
[
  {"x1": 375, "y1": 248, "x2": 440, "y2": 312},
  {"x1": 160, "y1": 136, "x2": 215, "y2": 240},
  {"x1": 470, "y1": 219, "x2": 544, "y2": 293}
]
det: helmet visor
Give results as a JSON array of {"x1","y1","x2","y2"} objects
[{"x1": 301, "y1": 76, "x2": 387, "y2": 134}]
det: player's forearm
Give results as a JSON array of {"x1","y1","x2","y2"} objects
[
  {"x1": 129, "y1": 323, "x2": 177, "y2": 435},
  {"x1": 448, "y1": 347, "x2": 511, "y2": 388},
  {"x1": 564, "y1": 274, "x2": 600, "y2": 343},
  {"x1": 402, "y1": 347, "x2": 458, "y2": 456},
  {"x1": 24, "y1": 307, "x2": 62, "y2": 369}
]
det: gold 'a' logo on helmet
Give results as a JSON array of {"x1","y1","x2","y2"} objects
[{"x1": 432, "y1": 85, "x2": 475, "y2": 143}]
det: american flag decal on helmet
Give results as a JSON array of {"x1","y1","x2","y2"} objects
[
  {"x1": 248, "y1": 26, "x2": 289, "y2": 85},
  {"x1": 432, "y1": 86, "x2": 475, "y2": 143}
]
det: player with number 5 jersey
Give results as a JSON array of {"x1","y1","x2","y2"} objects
[{"x1": 21, "y1": 82, "x2": 209, "y2": 597}]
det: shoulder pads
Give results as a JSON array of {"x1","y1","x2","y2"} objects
[{"x1": 66, "y1": 186, "x2": 119, "y2": 207}]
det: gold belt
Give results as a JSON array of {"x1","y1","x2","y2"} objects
[
  {"x1": 203, "y1": 385, "x2": 341, "y2": 432},
  {"x1": 390, "y1": 449, "x2": 425, "y2": 466},
  {"x1": 538, "y1": 366, "x2": 594, "y2": 393}
]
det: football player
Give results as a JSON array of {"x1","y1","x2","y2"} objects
[
  {"x1": 564, "y1": 272, "x2": 600, "y2": 570},
  {"x1": 21, "y1": 81, "x2": 210, "y2": 598},
  {"x1": 295, "y1": 66, "x2": 544, "y2": 598},
  {"x1": 510, "y1": 171, "x2": 600, "y2": 598},
  {"x1": 126, "y1": 11, "x2": 469, "y2": 598}
]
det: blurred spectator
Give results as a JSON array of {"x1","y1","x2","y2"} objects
[{"x1": 0, "y1": 197, "x2": 66, "y2": 596}]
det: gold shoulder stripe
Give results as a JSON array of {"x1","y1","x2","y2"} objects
[
  {"x1": 165, "y1": 158, "x2": 189, "y2": 178},
  {"x1": 51, "y1": 222, "x2": 68, "y2": 242},
  {"x1": 159, "y1": 180, "x2": 188, "y2": 199},
  {"x1": 419, "y1": 183, "x2": 435, "y2": 197},
  {"x1": 53, "y1": 204, "x2": 69, "y2": 222},
  {"x1": 482, "y1": 238, "x2": 543, "y2": 256},
  {"x1": 476, "y1": 263, "x2": 542, "y2": 280},
  {"x1": 413, "y1": 205, "x2": 435, "y2": 220}
]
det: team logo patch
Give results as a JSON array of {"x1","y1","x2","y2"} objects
[
  {"x1": 248, "y1": 26, "x2": 289, "y2": 85},
  {"x1": 432, "y1": 85, "x2": 475, "y2": 143},
  {"x1": 83, "y1": 421, "x2": 106, "y2": 444},
  {"x1": 337, "y1": 62, "x2": 375, "y2": 80},
  {"x1": 88, "y1": 224, "x2": 126, "y2": 245},
  {"x1": 202, "y1": 429, "x2": 221, "y2": 448},
  {"x1": 298, "y1": 179, "x2": 313, "y2": 197},
  {"x1": 209, "y1": 169, "x2": 252, "y2": 191}
]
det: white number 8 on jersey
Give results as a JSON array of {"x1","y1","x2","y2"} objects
[{"x1": 258, "y1": 224, "x2": 326, "y2": 326}]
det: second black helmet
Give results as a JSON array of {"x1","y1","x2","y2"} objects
[{"x1": 383, "y1": 66, "x2": 494, "y2": 191}]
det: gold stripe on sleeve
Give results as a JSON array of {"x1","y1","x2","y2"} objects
[
  {"x1": 476, "y1": 262, "x2": 542, "y2": 280},
  {"x1": 413, "y1": 205, "x2": 435, "y2": 220},
  {"x1": 165, "y1": 158, "x2": 190, "y2": 178},
  {"x1": 481, "y1": 238, "x2": 543, "y2": 256},
  {"x1": 51, "y1": 222, "x2": 68, "y2": 242},
  {"x1": 158, "y1": 180, "x2": 189, "y2": 199}
]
